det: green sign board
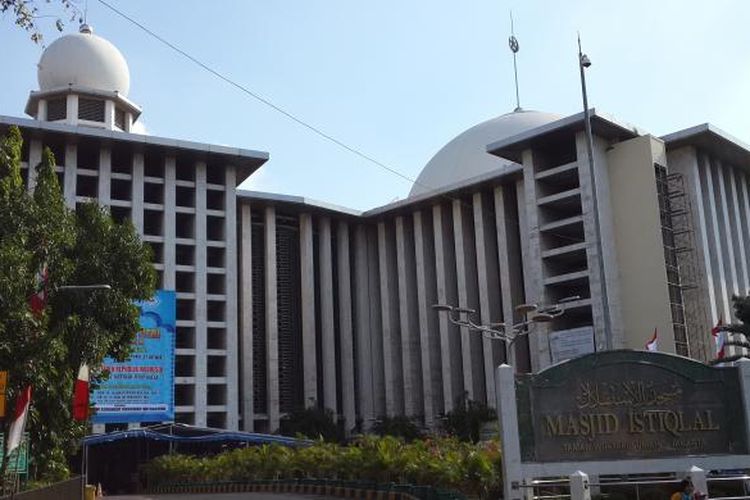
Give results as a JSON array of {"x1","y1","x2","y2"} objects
[
  {"x1": 0, "y1": 433, "x2": 29, "y2": 474},
  {"x1": 515, "y1": 350, "x2": 748, "y2": 462}
]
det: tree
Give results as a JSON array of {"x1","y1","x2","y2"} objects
[
  {"x1": 2, "y1": 0, "x2": 80, "y2": 43},
  {"x1": 279, "y1": 406, "x2": 344, "y2": 443},
  {"x1": 371, "y1": 415, "x2": 423, "y2": 442},
  {"x1": 710, "y1": 295, "x2": 750, "y2": 365},
  {"x1": 0, "y1": 126, "x2": 156, "y2": 482},
  {"x1": 441, "y1": 393, "x2": 496, "y2": 443}
]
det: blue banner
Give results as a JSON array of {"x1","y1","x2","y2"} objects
[{"x1": 91, "y1": 290, "x2": 176, "y2": 423}]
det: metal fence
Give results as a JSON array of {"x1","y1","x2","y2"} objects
[{"x1": 519, "y1": 470, "x2": 750, "y2": 500}]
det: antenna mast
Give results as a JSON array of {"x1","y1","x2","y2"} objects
[{"x1": 508, "y1": 11, "x2": 521, "y2": 112}]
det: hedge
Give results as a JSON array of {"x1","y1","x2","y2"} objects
[{"x1": 142, "y1": 435, "x2": 502, "y2": 498}]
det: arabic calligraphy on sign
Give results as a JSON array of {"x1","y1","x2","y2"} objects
[{"x1": 575, "y1": 380, "x2": 682, "y2": 410}]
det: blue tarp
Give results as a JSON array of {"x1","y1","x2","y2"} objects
[{"x1": 82, "y1": 427, "x2": 309, "y2": 447}]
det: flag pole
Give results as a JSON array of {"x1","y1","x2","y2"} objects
[{"x1": 10, "y1": 438, "x2": 22, "y2": 498}]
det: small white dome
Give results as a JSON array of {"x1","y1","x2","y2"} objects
[
  {"x1": 409, "y1": 110, "x2": 561, "y2": 197},
  {"x1": 37, "y1": 25, "x2": 130, "y2": 95}
]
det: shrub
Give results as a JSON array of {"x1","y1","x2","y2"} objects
[
  {"x1": 142, "y1": 436, "x2": 502, "y2": 498},
  {"x1": 371, "y1": 415, "x2": 423, "y2": 442},
  {"x1": 279, "y1": 406, "x2": 344, "y2": 442},
  {"x1": 441, "y1": 395, "x2": 496, "y2": 443}
]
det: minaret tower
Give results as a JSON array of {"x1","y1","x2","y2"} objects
[{"x1": 24, "y1": 24, "x2": 141, "y2": 132}]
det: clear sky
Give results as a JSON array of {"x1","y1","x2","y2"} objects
[{"x1": 1, "y1": 1, "x2": 748, "y2": 210}]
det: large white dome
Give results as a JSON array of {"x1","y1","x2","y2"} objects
[
  {"x1": 409, "y1": 110, "x2": 561, "y2": 197},
  {"x1": 37, "y1": 25, "x2": 130, "y2": 96}
]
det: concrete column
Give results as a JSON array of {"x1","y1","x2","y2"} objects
[
  {"x1": 353, "y1": 225, "x2": 375, "y2": 428},
  {"x1": 737, "y1": 358, "x2": 750, "y2": 450},
  {"x1": 131, "y1": 152, "x2": 145, "y2": 233},
  {"x1": 734, "y1": 169, "x2": 750, "y2": 293},
  {"x1": 27, "y1": 139, "x2": 42, "y2": 192},
  {"x1": 194, "y1": 161, "x2": 208, "y2": 427},
  {"x1": 577, "y1": 133, "x2": 624, "y2": 349},
  {"x1": 473, "y1": 191, "x2": 501, "y2": 405},
  {"x1": 63, "y1": 141, "x2": 77, "y2": 208},
  {"x1": 496, "y1": 364, "x2": 523, "y2": 500},
  {"x1": 413, "y1": 210, "x2": 438, "y2": 425},
  {"x1": 569, "y1": 471, "x2": 591, "y2": 500},
  {"x1": 239, "y1": 203, "x2": 254, "y2": 431},
  {"x1": 668, "y1": 147, "x2": 716, "y2": 360},
  {"x1": 318, "y1": 217, "x2": 337, "y2": 413},
  {"x1": 495, "y1": 186, "x2": 524, "y2": 367},
  {"x1": 104, "y1": 100, "x2": 115, "y2": 130},
  {"x1": 162, "y1": 156, "x2": 176, "y2": 290},
  {"x1": 66, "y1": 94, "x2": 78, "y2": 127},
  {"x1": 703, "y1": 155, "x2": 732, "y2": 322},
  {"x1": 224, "y1": 167, "x2": 239, "y2": 430},
  {"x1": 264, "y1": 206, "x2": 280, "y2": 430},
  {"x1": 337, "y1": 222, "x2": 356, "y2": 430},
  {"x1": 299, "y1": 213, "x2": 317, "y2": 407},
  {"x1": 515, "y1": 177, "x2": 535, "y2": 371},
  {"x1": 716, "y1": 161, "x2": 740, "y2": 297},
  {"x1": 37, "y1": 99, "x2": 47, "y2": 121},
  {"x1": 97, "y1": 146, "x2": 112, "y2": 206},
  {"x1": 395, "y1": 216, "x2": 421, "y2": 417},
  {"x1": 574, "y1": 136, "x2": 612, "y2": 353},
  {"x1": 726, "y1": 167, "x2": 750, "y2": 294},
  {"x1": 693, "y1": 153, "x2": 719, "y2": 326},
  {"x1": 686, "y1": 466, "x2": 708, "y2": 498},
  {"x1": 433, "y1": 204, "x2": 459, "y2": 412},
  {"x1": 378, "y1": 221, "x2": 403, "y2": 415},
  {"x1": 367, "y1": 226, "x2": 386, "y2": 416},
  {"x1": 452, "y1": 199, "x2": 483, "y2": 400}
]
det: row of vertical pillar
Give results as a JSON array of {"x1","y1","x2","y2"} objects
[
  {"x1": 37, "y1": 136, "x2": 240, "y2": 430},
  {"x1": 239, "y1": 181, "x2": 528, "y2": 430}
]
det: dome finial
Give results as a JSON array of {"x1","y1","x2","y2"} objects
[
  {"x1": 508, "y1": 11, "x2": 522, "y2": 112},
  {"x1": 79, "y1": 23, "x2": 93, "y2": 35}
]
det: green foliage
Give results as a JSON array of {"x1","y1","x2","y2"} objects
[
  {"x1": 1, "y1": 0, "x2": 80, "y2": 43},
  {"x1": 279, "y1": 407, "x2": 344, "y2": 442},
  {"x1": 143, "y1": 436, "x2": 503, "y2": 498},
  {"x1": 0, "y1": 127, "x2": 156, "y2": 481},
  {"x1": 371, "y1": 415, "x2": 424, "y2": 442},
  {"x1": 441, "y1": 394, "x2": 497, "y2": 443},
  {"x1": 710, "y1": 295, "x2": 750, "y2": 364}
]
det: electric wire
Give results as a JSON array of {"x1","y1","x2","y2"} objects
[{"x1": 95, "y1": 0, "x2": 587, "y2": 246}]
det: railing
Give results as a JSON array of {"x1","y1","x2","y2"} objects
[
  {"x1": 519, "y1": 471, "x2": 750, "y2": 500},
  {"x1": 151, "y1": 478, "x2": 465, "y2": 500}
]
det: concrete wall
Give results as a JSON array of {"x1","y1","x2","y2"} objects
[
  {"x1": 668, "y1": 145, "x2": 750, "y2": 361},
  {"x1": 237, "y1": 182, "x2": 528, "y2": 428},
  {"x1": 606, "y1": 135, "x2": 675, "y2": 352}
]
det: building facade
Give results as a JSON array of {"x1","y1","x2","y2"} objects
[{"x1": 3, "y1": 26, "x2": 750, "y2": 432}]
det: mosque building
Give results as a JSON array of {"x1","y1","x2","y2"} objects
[{"x1": 2, "y1": 26, "x2": 748, "y2": 433}]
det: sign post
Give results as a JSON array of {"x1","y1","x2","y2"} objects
[
  {"x1": 91, "y1": 290, "x2": 175, "y2": 424},
  {"x1": 497, "y1": 350, "x2": 750, "y2": 493},
  {"x1": 0, "y1": 434, "x2": 29, "y2": 475}
]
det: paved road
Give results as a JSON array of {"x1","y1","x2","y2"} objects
[{"x1": 108, "y1": 494, "x2": 336, "y2": 500}]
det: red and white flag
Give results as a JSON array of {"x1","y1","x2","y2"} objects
[
  {"x1": 712, "y1": 317, "x2": 726, "y2": 360},
  {"x1": 29, "y1": 263, "x2": 49, "y2": 317},
  {"x1": 7, "y1": 386, "x2": 32, "y2": 457},
  {"x1": 72, "y1": 363, "x2": 90, "y2": 421},
  {"x1": 645, "y1": 328, "x2": 658, "y2": 352}
]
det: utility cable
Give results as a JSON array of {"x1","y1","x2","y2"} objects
[{"x1": 96, "y1": 0, "x2": 587, "y2": 247}]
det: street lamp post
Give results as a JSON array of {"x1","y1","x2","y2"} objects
[
  {"x1": 433, "y1": 296, "x2": 580, "y2": 368},
  {"x1": 578, "y1": 34, "x2": 612, "y2": 351}
]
